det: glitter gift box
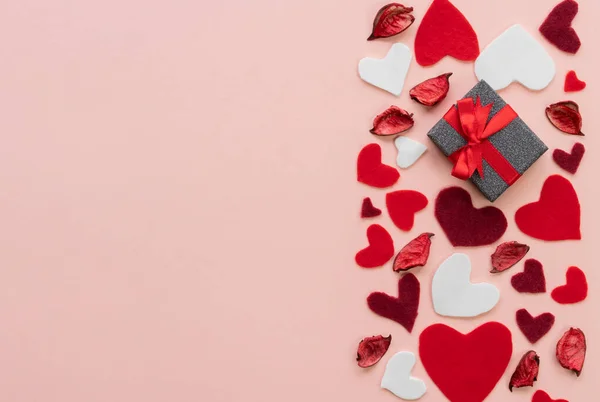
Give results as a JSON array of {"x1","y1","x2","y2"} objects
[{"x1": 427, "y1": 80, "x2": 548, "y2": 202}]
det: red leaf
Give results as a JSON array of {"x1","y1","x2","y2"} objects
[
  {"x1": 409, "y1": 73, "x2": 452, "y2": 106},
  {"x1": 370, "y1": 106, "x2": 414, "y2": 136},
  {"x1": 393, "y1": 233, "x2": 434, "y2": 272},
  {"x1": 556, "y1": 327, "x2": 586, "y2": 376},
  {"x1": 356, "y1": 335, "x2": 392, "y2": 368},
  {"x1": 490, "y1": 241, "x2": 530, "y2": 273},
  {"x1": 509, "y1": 350, "x2": 539, "y2": 391},
  {"x1": 368, "y1": 3, "x2": 415, "y2": 41},
  {"x1": 546, "y1": 101, "x2": 583, "y2": 135}
]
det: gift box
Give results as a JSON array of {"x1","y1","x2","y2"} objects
[{"x1": 427, "y1": 80, "x2": 548, "y2": 202}]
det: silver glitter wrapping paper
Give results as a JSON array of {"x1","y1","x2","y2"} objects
[{"x1": 427, "y1": 80, "x2": 548, "y2": 202}]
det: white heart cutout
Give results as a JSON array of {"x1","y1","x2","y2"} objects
[
  {"x1": 359, "y1": 43, "x2": 412, "y2": 96},
  {"x1": 432, "y1": 253, "x2": 500, "y2": 317},
  {"x1": 395, "y1": 137, "x2": 427, "y2": 168},
  {"x1": 474, "y1": 24, "x2": 555, "y2": 91},
  {"x1": 381, "y1": 352, "x2": 427, "y2": 400}
]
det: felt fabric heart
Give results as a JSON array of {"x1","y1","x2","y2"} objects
[
  {"x1": 516, "y1": 308, "x2": 555, "y2": 344},
  {"x1": 358, "y1": 43, "x2": 412, "y2": 95},
  {"x1": 511, "y1": 259, "x2": 546, "y2": 293},
  {"x1": 515, "y1": 175, "x2": 581, "y2": 241},
  {"x1": 419, "y1": 322, "x2": 512, "y2": 402},
  {"x1": 395, "y1": 137, "x2": 427, "y2": 169},
  {"x1": 367, "y1": 273, "x2": 420, "y2": 333},
  {"x1": 381, "y1": 352, "x2": 427, "y2": 400},
  {"x1": 357, "y1": 143, "x2": 400, "y2": 188},
  {"x1": 386, "y1": 190, "x2": 428, "y2": 231},
  {"x1": 564, "y1": 70, "x2": 586, "y2": 92},
  {"x1": 414, "y1": 0, "x2": 479, "y2": 66},
  {"x1": 435, "y1": 187, "x2": 507, "y2": 247},
  {"x1": 551, "y1": 266, "x2": 588, "y2": 304},
  {"x1": 532, "y1": 390, "x2": 569, "y2": 402},
  {"x1": 355, "y1": 224, "x2": 394, "y2": 268},
  {"x1": 539, "y1": 0, "x2": 581, "y2": 54},
  {"x1": 553, "y1": 142, "x2": 585, "y2": 174},
  {"x1": 361, "y1": 197, "x2": 382, "y2": 218}
]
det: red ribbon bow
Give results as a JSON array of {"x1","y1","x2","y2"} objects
[{"x1": 444, "y1": 97, "x2": 520, "y2": 185}]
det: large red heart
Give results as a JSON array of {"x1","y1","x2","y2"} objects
[
  {"x1": 419, "y1": 322, "x2": 512, "y2": 402},
  {"x1": 515, "y1": 175, "x2": 581, "y2": 241},
  {"x1": 367, "y1": 273, "x2": 419, "y2": 333},
  {"x1": 532, "y1": 390, "x2": 569, "y2": 402},
  {"x1": 355, "y1": 224, "x2": 394, "y2": 268},
  {"x1": 386, "y1": 190, "x2": 428, "y2": 231},
  {"x1": 435, "y1": 187, "x2": 507, "y2": 247},
  {"x1": 357, "y1": 143, "x2": 400, "y2": 188},
  {"x1": 539, "y1": 0, "x2": 581, "y2": 54},
  {"x1": 414, "y1": 0, "x2": 479, "y2": 66},
  {"x1": 553, "y1": 142, "x2": 585, "y2": 174},
  {"x1": 516, "y1": 308, "x2": 555, "y2": 344},
  {"x1": 551, "y1": 266, "x2": 588, "y2": 304}
]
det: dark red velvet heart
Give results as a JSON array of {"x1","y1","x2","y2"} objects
[
  {"x1": 551, "y1": 266, "x2": 588, "y2": 304},
  {"x1": 553, "y1": 142, "x2": 585, "y2": 174},
  {"x1": 511, "y1": 259, "x2": 546, "y2": 293},
  {"x1": 386, "y1": 190, "x2": 428, "y2": 231},
  {"x1": 539, "y1": 0, "x2": 581, "y2": 54},
  {"x1": 361, "y1": 197, "x2": 382, "y2": 218},
  {"x1": 564, "y1": 70, "x2": 586, "y2": 92},
  {"x1": 355, "y1": 224, "x2": 394, "y2": 268},
  {"x1": 532, "y1": 390, "x2": 569, "y2": 402},
  {"x1": 516, "y1": 308, "x2": 555, "y2": 344},
  {"x1": 367, "y1": 273, "x2": 419, "y2": 333},
  {"x1": 357, "y1": 143, "x2": 400, "y2": 188}
]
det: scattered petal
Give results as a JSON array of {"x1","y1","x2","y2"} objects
[
  {"x1": 393, "y1": 233, "x2": 434, "y2": 272},
  {"x1": 490, "y1": 241, "x2": 530, "y2": 273},
  {"x1": 556, "y1": 327, "x2": 586, "y2": 376},
  {"x1": 357, "y1": 335, "x2": 392, "y2": 368},
  {"x1": 368, "y1": 3, "x2": 415, "y2": 41},
  {"x1": 409, "y1": 73, "x2": 452, "y2": 106},
  {"x1": 370, "y1": 106, "x2": 414, "y2": 136},
  {"x1": 546, "y1": 101, "x2": 583, "y2": 135},
  {"x1": 509, "y1": 350, "x2": 540, "y2": 391}
]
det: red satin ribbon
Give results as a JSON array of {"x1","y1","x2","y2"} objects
[{"x1": 444, "y1": 97, "x2": 520, "y2": 185}]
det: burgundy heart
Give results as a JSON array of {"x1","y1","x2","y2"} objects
[
  {"x1": 539, "y1": 0, "x2": 581, "y2": 54},
  {"x1": 367, "y1": 273, "x2": 419, "y2": 333},
  {"x1": 511, "y1": 259, "x2": 546, "y2": 293},
  {"x1": 516, "y1": 308, "x2": 555, "y2": 344},
  {"x1": 553, "y1": 143, "x2": 585, "y2": 174},
  {"x1": 361, "y1": 197, "x2": 382, "y2": 218}
]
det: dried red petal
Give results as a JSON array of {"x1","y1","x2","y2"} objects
[
  {"x1": 556, "y1": 327, "x2": 586, "y2": 376},
  {"x1": 409, "y1": 73, "x2": 452, "y2": 106},
  {"x1": 368, "y1": 3, "x2": 415, "y2": 41},
  {"x1": 356, "y1": 334, "x2": 392, "y2": 368},
  {"x1": 393, "y1": 233, "x2": 434, "y2": 272},
  {"x1": 546, "y1": 101, "x2": 584, "y2": 135},
  {"x1": 490, "y1": 241, "x2": 530, "y2": 273},
  {"x1": 509, "y1": 350, "x2": 540, "y2": 391},
  {"x1": 370, "y1": 106, "x2": 414, "y2": 136}
]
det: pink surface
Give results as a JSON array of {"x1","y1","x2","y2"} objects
[{"x1": 0, "y1": 0, "x2": 597, "y2": 401}]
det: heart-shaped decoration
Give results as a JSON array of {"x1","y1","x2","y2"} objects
[
  {"x1": 564, "y1": 70, "x2": 586, "y2": 92},
  {"x1": 532, "y1": 390, "x2": 569, "y2": 402},
  {"x1": 515, "y1": 175, "x2": 581, "y2": 241},
  {"x1": 551, "y1": 266, "x2": 588, "y2": 304},
  {"x1": 367, "y1": 273, "x2": 420, "y2": 333},
  {"x1": 553, "y1": 142, "x2": 585, "y2": 174},
  {"x1": 516, "y1": 308, "x2": 555, "y2": 344},
  {"x1": 358, "y1": 43, "x2": 412, "y2": 96},
  {"x1": 386, "y1": 190, "x2": 428, "y2": 231},
  {"x1": 361, "y1": 197, "x2": 382, "y2": 218},
  {"x1": 395, "y1": 137, "x2": 427, "y2": 168},
  {"x1": 432, "y1": 253, "x2": 499, "y2": 317},
  {"x1": 435, "y1": 187, "x2": 507, "y2": 247},
  {"x1": 419, "y1": 322, "x2": 512, "y2": 402},
  {"x1": 381, "y1": 352, "x2": 427, "y2": 400},
  {"x1": 357, "y1": 143, "x2": 400, "y2": 188},
  {"x1": 355, "y1": 224, "x2": 394, "y2": 268},
  {"x1": 539, "y1": 0, "x2": 581, "y2": 54},
  {"x1": 511, "y1": 259, "x2": 546, "y2": 293},
  {"x1": 475, "y1": 25, "x2": 555, "y2": 91}
]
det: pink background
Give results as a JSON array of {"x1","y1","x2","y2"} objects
[{"x1": 0, "y1": 0, "x2": 597, "y2": 401}]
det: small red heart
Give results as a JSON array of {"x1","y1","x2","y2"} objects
[
  {"x1": 357, "y1": 143, "x2": 400, "y2": 188},
  {"x1": 532, "y1": 390, "x2": 569, "y2": 402},
  {"x1": 553, "y1": 142, "x2": 585, "y2": 174},
  {"x1": 539, "y1": 0, "x2": 581, "y2": 54},
  {"x1": 386, "y1": 190, "x2": 428, "y2": 231},
  {"x1": 360, "y1": 197, "x2": 382, "y2": 218},
  {"x1": 367, "y1": 273, "x2": 419, "y2": 333},
  {"x1": 551, "y1": 266, "x2": 588, "y2": 304},
  {"x1": 516, "y1": 308, "x2": 555, "y2": 344},
  {"x1": 515, "y1": 175, "x2": 581, "y2": 241},
  {"x1": 511, "y1": 259, "x2": 546, "y2": 294},
  {"x1": 564, "y1": 70, "x2": 586, "y2": 92},
  {"x1": 419, "y1": 322, "x2": 512, "y2": 402},
  {"x1": 355, "y1": 224, "x2": 394, "y2": 268},
  {"x1": 435, "y1": 187, "x2": 507, "y2": 247}
]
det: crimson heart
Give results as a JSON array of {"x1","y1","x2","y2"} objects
[
  {"x1": 361, "y1": 197, "x2": 382, "y2": 218},
  {"x1": 511, "y1": 259, "x2": 546, "y2": 293},
  {"x1": 355, "y1": 224, "x2": 394, "y2": 268},
  {"x1": 515, "y1": 175, "x2": 581, "y2": 241},
  {"x1": 367, "y1": 273, "x2": 419, "y2": 333},
  {"x1": 386, "y1": 190, "x2": 428, "y2": 231},
  {"x1": 435, "y1": 186, "x2": 507, "y2": 247},
  {"x1": 539, "y1": 0, "x2": 581, "y2": 54},
  {"x1": 532, "y1": 390, "x2": 569, "y2": 402},
  {"x1": 564, "y1": 70, "x2": 586, "y2": 92},
  {"x1": 357, "y1": 143, "x2": 400, "y2": 188},
  {"x1": 516, "y1": 308, "x2": 555, "y2": 344},
  {"x1": 419, "y1": 322, "x2": 512, "y2": 402},
  {"x1": 553, "y1": 142, "x2": 585, "y2": 174},
  {"x1": 551, "y1": 266, "x2": 588, "y2": 304}
]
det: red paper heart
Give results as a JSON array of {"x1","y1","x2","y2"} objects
[
  {"x1": 516, "y1": 308, "x2": 555, "y2": 344},
  {"x1": 435, "y1": 187, "x2": 507, "y2": 247},
  {"x1": 564, "y1": 70, "x2": 586, "y2": 92},
  {"x1": 386, "y1": 190, "x2": 428, "y2": 231},
  {"x1": 551, "y1": 266, "x2": 588, "y2": 304},
  {"x1": 357, "y1": 143, "x2": 400, "y2": 188},
  {"x1": 367, "y1": 273, "x2": 419, "y2": 333},
  {"x1": 532, "y1": 390, "x2": 569, "y2": 402},
  {"x1": 553, "y1": 142, "x2": 585, "y2": 174},
  {"x1": 414, "y1": 0, "x2": 479, "y2": 66},
  {"x1": 419, "y1": 322, "x2": 512, "y2": 402},
  {"x1": 361, "y1": 197, "x2": 382, "y2": 218},
  {"x1": 515, "y1": 175, "x2": 581, "y2": 241},
  {"x1": 539, "y1": 0, "x2": 581, "y2": 54},
  {"x1": 355, "y1": 224, "x2": 394, "y2": 268},
  {"x1": 511, "y1": 259, "x2": 546, "y2": 294}
]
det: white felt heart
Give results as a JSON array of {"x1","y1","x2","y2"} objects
[
  {"x1": 475, "y1": 24, "x2": 555, "y2": 91},
  {"x1": 381, "y1": 352, "x2": 426, "y2": 400},
  {"x1": 395, "y1": 137, "x2": 427, "y2": 168},
  {"x1": 432, "y1": 253, "x2": 500, "y2": 318},
  {"x1": 359, "y1": 43, "x2": 412, "y2": 96}
]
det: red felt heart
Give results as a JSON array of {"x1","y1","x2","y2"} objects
[
  {"x1": 419, "y1": 322, "x2": 512, "y2": 402},
  {"x1": 357, "y1": 143, "x2": 400, "y2": 188},
  {"x1": 414, "y1": 0, "x2": 479, "y2": 66},
  {"x1": 564, "y1": 70, "x2": 586, "y2": 92},
  {"x1": 435, "y1": 187, "x2": 507, "y2": 247},
  {"x1": 516, "y1": 308, "x2": 555, "y2": 344},
  {"x1": 511, "y1": 259, "x2": 546, "y2": 294},
  {"x1": 361, "y1": 197, "x2": 382, "y2": 218},
  {"x1": 553, "y1": 142, "x2": 585, "y2": 174},
  {"x1": 551, "y1": 266, "x2": 588, "y2": 304},
  {"x1": 355, "y1": 224, "x2": 394, "y2": 268},
  {"x1": 515, "y1": 175, "x2": 581, "y2": 241},
  {"x1": 539, "y1": 0, "x2": 581, "y2": 54},
  {"x1": 532, "y1": 390, "x2": 569, "y2": 402},
  {"x1": 367, "y1": 273, "x2": 419, "y2": 333},
  {"x1": 386, "y1": 190, "x2": 428, "y2": 231}
]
